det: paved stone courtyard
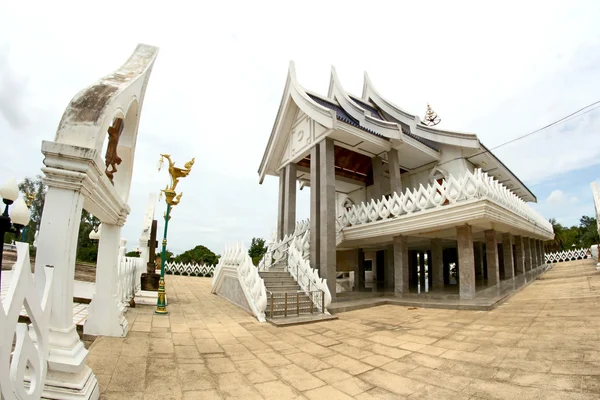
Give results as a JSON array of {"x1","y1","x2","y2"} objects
[{"x1": 90, "y1": 259, "x2": 600, "y2": 399}]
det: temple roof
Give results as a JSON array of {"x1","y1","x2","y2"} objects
[{"x1": 258, "y1": 62, "x2": 537, "y2": 203}]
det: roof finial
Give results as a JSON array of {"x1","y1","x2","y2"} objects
[{"x1": 423, "y1": 104, "x2": 441, "y2": 126}]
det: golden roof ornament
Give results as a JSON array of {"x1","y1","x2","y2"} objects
[{"x1": 423, "y1": 104, "x2": 441, "y2": 127}]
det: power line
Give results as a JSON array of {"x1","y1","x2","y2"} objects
[
  {"x1": 429, "y1": 99, "x2": 600, "y2": 170},
  {"x1": 478, "y1": 99, "x2": 600, "y2": 154}
]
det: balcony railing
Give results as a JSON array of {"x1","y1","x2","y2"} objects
[{"x1": 337, "y1": 168, "x2": 553, "y2": 234}]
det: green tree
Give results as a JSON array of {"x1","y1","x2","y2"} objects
[
  {"x1": 248, "y1": 237, "x2": 267, "y2": 266},
  {"x1": 4, "y1": 175, "x2": 48, "y2": 245},
  {"x1": 578, "y1": 216, "x2": 600, "y2": 248},
  {"x1": 76, "y1": 210, "x2": 101, "y2": 263},
  {"x1": 174, "y1": 245, "x2": 219, "y2": 265}
]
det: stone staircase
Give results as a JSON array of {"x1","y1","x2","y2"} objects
[{"x1": 259, "y1": 263, "x2": 324, "y2": 321}]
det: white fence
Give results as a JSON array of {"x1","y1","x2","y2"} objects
[
  {"x1": 0, "y1": 242, "x2": 54, "y2": 400},
  {"x1": 165, "y1": 262, "x2": 216, "y2": 277},
  {"x1": 544, "y1": 248, "x2": 593, "y2": 263},
  {"x1": 337, "y1": 168, "x2": 553, "y2": 235}
]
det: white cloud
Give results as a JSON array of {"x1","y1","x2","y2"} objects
[{"x1": 546, "y1": 190, "x2": 579, "y2": 206}]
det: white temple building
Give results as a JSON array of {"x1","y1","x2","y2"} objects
[{"x1": 257, "y1": 62, "x2": 554, "y2": 307}]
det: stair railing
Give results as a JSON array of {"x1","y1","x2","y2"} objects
[
  {"x1": 266, "y1": 289, "x2": 325, "y2": 319},
  {"x1": 287, "y1": 233, "x2": 331, "y2": 312},
  {"x1": 258, "y1": 219, "x2": 310, "y2": 271}
]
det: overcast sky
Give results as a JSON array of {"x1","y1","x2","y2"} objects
[{"x1": 1, "y1": 1, "x2": 599, "y2": 255}]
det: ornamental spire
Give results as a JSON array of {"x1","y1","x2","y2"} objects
[{"x1": 423, "y1": 104, "x2": 441, "y2": 126}]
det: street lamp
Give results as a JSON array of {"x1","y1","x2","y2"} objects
[
  {"x1": 155, "y1": 154, "x2": 194, "y2": 315},
  {"x1": 0, "y1": 177, "x2": 31, "y2": 295}
]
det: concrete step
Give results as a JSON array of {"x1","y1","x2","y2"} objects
[
  {"x1": 261, "y1": 276, "x2": 296, "y2": 282},
  {"x1": 259, "y1": 272, "x2": 291, "y2": 278},
  {"x1": 265, "y1": 286, "x2": 302, "y2": 292},
  {"x1": 264, "y1": 281, "x2": 300, "y2": 287}
]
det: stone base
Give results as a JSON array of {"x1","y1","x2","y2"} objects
[
  {"x1": 42, "y1": 366, "x2": 99, "y2": 400},
  {"x1": 84, "y1": 297, "x2": 129, "y2": 337},
  {"x1": 134, "y1": 289, "x2": 167, "y2": 306},
  {"x1": 140, "y1": 272, "x2": 161, "y2": 291}
]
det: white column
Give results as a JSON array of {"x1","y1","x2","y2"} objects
[
  {"x1": 371, "y1": 156, "x2": 384, "y2": 200},
  {"x1": 431, "y1": 239, "x2": 444, "y2": 289},
  {"x1": 277, "y1": 169, "x2": 285, "y2": 240},
  {"x1": 283, "y1": 163, "x2": 297, "y2": 236},
  {"x1": 319, "y1": 138, "x2": 337, "y2": 299},
  {"x1": 457, "y1": 225, "x2": 476, "y2": 299},
  {"x1": 502, "y1": 233, "x2": 515, "y2": 279},
  {"x1": 393, "y1": 235, "x2": 409, "y2": 295},
  {"x1": 310, "y1": 145, "x2": 320, "y2": 271},
  {"x1": 388, "y1": 149, "x2": 403, "y2": 196},
  {"x1": 485, "y1": 229, "x2": 500, "y2": 285},
  {"x1": 85, "y1": 223, "x2": 129, "y2": 337},
  {"x1": 34, "y1": 184, "x2": 99, "y2": 399}
]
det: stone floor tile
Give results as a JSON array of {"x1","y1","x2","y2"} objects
[
  {"x1": 107, "y1": 356, "x2": 147, "y2": 393},
  {"x1": 254, "y1": 380, "x2": 302, "y2": 399},
  {"x1": 323, "y1": 354, "x2": 374, "y2": 375},
  {"x1": 331, "y1": 376, "x2": 374, "y2": 396},
  {"x1": 318, "y1": 367, "x2": 353, "y2": 384},
  {"x1": 215, "y1": 371, "x2": 263, "y2": 398},
  {"x1": 102, "y1": 392, "x2": 144, "y2": 400},
  {"x1": 303, "y1": 385, "x2": 355, "y2": 400},
  {"x1": 177, "y1": 363, "x2": 216, "y2": 391},
  {"x1": 406, "y1": 366, "x2": 472, "y2": 392},
  {"x1": 463, "y1": 378, "x2": 542, "y2": 400},
  {"x1": 276, "y1": 363, "x2": 326, "y2": 391},
  {"x1": 286, "y1": 351, "x2": 331, "y2": 372},
  {"x1": 359, "y1": 369, "x2": 424, "y2": 396},
  {"x1": 362, "y1": 354, "x2": 394, "y2": 367},
  {"x1": 182, "y1": 390, "x2": 222, "y2": 400}
]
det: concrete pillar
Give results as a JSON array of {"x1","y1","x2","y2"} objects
[
  {"x1": 371, "y1": 156, "x2": 384, "y2": 200},
  {"x1": 418, "y1": 252, "x2": 426, "y2": 290},
  {"x1": 355, "y1": 249, "x2": 365, "y2": 291},
  {"x1": 523, "y1": 237, "x2": 532, "y2": 271},
  {"x1": 283, "y1": 163, "x2": 297, "y2": 236},
  {"x1": 277, "y1": 168, "x2": 285, "y2": 240},
  {"x1": 514, "y1": 236, "x2": 525, "y2": 275},
  {"x1": 34, "y1": 185, "x2": 98, "y2": 397},
  {"x1": 474, "y1": 242, "x2": 484, "y2": 280},
  {"x1": 85, "y1": 224, "x2": 129, "y2": 337},
  {"x1": 393, "y1": 235, "x2": 409, "y2": 294},
  {"x1": 319, "y1": 138, "x2": 337, "y2": 299},
  {"x1": 530, "y1": 238, "x2": 537, "y2": 268},
  {"x1": 535, "y1": 240, "x2": 542, "y2": 268},
  {"x1": 541, "y1": 240, "x2": 546, "y2": 264},
  {"x1": 431, "y1": 239, "x2": 444, "y2": 289},
  {"x1": 388, "y1": 149, "x2": 403, "y2": 196},
  {"x1": 310, "y1": 145, "x2": 320, "y2": 270},
  {"x1": 502, "y1": 233, "x2": 515, "y2": 279},
  {"x1": 485, "y1": 230, "x2": 500, "y2": 286},
  {"x1": 457, "y1": 225, "x2": 476, "y2": 299}
]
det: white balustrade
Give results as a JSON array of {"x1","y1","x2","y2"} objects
[
  {"x1": 165, "y1": 262, "x2": 216, "y2": 277},
  {"x1": 287, "y1": 231, "x2": 332, "y2": 311},
  {"x1": 212, "y1": 243, "x2": 268, "y2": 322},
  {"x1": 258, "y1": 219, "x2": 310, "y2": 271},
  {"x1": 545, "y1": 248, "x2": 592, "y2": 263},
  {"x1": 337, "y1": 169, "x2": 553, "y2": 235},
  {"x1": 0, "y1": 242, "x2": 54, "y2": 400}
]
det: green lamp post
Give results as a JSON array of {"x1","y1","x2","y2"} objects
[{"x1": 155, "y1": 154, "x2": 195, "y2": 315}]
